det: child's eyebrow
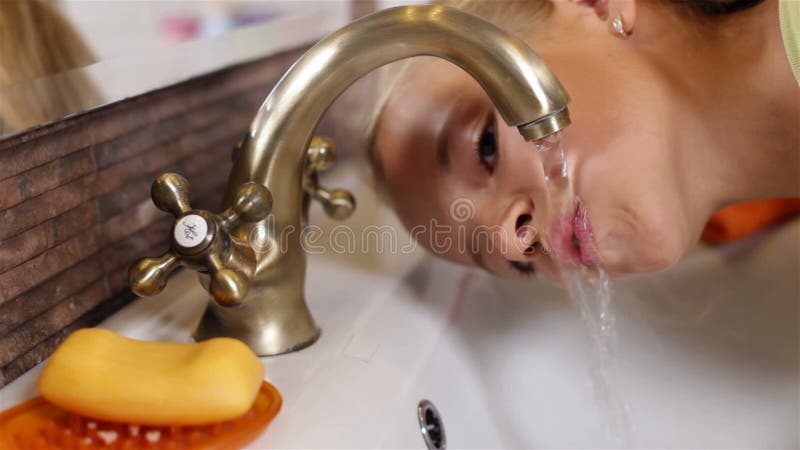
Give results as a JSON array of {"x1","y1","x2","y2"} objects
[{"x1": 434, "y1": 97, "x2": 465, "y2": 172}]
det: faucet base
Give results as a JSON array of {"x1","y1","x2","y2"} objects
[{"x1": 192, "y1": 304, "x2": 321, "y2": 356}]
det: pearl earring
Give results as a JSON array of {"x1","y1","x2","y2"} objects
[{"x1": 611, "y1": 14, "x2": 633, "y2": 39}]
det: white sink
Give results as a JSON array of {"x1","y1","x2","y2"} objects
[{"x1": 2, "y1": 170, "x2": 797, "y2": 447}]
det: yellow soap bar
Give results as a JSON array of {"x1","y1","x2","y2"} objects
[{"x1": 38, "y1": 328, "x2": 264, "y2": 426}]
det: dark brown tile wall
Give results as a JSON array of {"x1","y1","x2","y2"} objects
[{"x1": 0, "y1": 48, "x2": 306, "y2": 388}]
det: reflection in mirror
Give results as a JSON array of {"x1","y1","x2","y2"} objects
[
  {"x1": 0, "y1": 0, "x2": 353, "y2": 137},
  {"x1": 0, "y1": 0, "x2": 100, "y2": 135},
  {"x1": 58, "y1": 1, "x2": 318, "y2": 59}
]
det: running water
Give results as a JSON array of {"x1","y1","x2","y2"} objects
[{"x1": 534, "y1": 132, "x2": 632, "y2": 446}]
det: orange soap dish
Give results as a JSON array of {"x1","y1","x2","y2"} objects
[{"x1": 0, "y1": 381, "x2": 281, "y2": 450}]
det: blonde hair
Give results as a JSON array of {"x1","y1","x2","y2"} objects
[{"x1": 0, "y1": 0, "x2": 99, "y2": 134}]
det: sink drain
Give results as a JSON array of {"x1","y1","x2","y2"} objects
[{"x1": 417, "y1": 400, "x2": 446, "y2": 449}]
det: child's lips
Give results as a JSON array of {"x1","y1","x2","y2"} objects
[{"x1": 548, "y1": 203, "x2": 600, "y2": 268}]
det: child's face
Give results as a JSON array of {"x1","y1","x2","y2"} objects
[{"x1": 373, "y1": 48, "x2": 702, "y2": 280}]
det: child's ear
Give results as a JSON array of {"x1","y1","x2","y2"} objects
[
  {"x1": 571, "y1": 0, "x2": 637, "y2": 37},
  {"x1": 606, "y1": 0, "x2": 636, "y2": 38}
]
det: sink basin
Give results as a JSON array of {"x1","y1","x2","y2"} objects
[{"x1": 2, "y1": 168, "x2": 797, "y2": 448}]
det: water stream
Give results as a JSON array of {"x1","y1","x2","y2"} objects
[{"x1": 535, "y1": 132, "x2": 632, "y2": 446}]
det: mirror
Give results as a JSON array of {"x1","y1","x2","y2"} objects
[{"x1": 0, "y1": 0, "x2": 357, "y2": 138}]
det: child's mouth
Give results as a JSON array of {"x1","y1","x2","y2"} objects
[{"x1": 548, "y1": 201, "x2": 600, "y2": 268}]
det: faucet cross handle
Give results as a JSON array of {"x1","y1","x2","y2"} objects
[
  {"x1": 304, "y1": 137, "x2": 356, "y2": 221},
  {"x1": 129, "y1": 173, "x2": 272, "y2": 307}
]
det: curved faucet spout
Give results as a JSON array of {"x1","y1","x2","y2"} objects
[
  {"x1": 196, "y1": 5, "x2": 571, "y2": 355},
  {"x1": 236, "y1": 5, "x2": 569, "y2": 191}
]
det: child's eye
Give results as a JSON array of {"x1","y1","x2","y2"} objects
[{"x1": 475, "y1": 116, "x2": 498, "y2": 173}]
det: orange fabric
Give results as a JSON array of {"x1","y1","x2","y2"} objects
[{"x1": 702, "y1": 198, "x2": 800, "y2": 244}]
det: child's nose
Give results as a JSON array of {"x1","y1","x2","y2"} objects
[{"x1": 498, "y1": 198, "x2": 542, "y2": 261}]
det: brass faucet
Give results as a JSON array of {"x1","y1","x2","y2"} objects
[{"x1": 128, "y1": 5, "x2": 570, "y2": 356}]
